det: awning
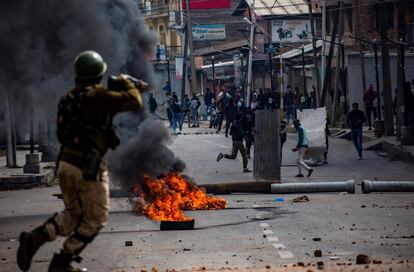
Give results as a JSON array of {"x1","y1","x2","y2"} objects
[
  {"x1": 233, "y1": 0, "x2": 319, "y2": 17},
  {"x1": 195, "y1": 40, "x2": 249, "y2": 56},
  {"x1": 201, "y1": 58, "x2": 263, "y2": 69},
  {"x1": 202, "y1": 61, "x2": 234, "y2": 69},
  {"x1": 201, "y1": 39, "x2": 322, "y2": 69},
  {"x1": 275, "y1": 39, "x2": 322, "y2": 59}
]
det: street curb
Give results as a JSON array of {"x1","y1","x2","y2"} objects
[
  {"x1": 0, "y1": 167, "x2": 55, "y2": 190},
  {"x1": 364, "y1": 140, "x2": 414, "y2": 163}
]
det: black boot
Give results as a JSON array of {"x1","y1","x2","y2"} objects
[
  {"x1": 48, "y1": 252, "x2": 82, "y2": 272},
  {"x1": 17, "y1": 226, "x2": 48, "y2": 271}
]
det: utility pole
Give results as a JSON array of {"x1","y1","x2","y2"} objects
[
  {"x1": 5, "y1": 87, "x2": 17, "y2": 167},
  {"x1": 354, "y1": 0, "x2": 367, "y2": 96},
  {"x1": 332, "y1": 0, "x2": 344, "y2": 125},
  {"x1": 166, "y1": 56, "x2": 171, "y2": 91},
  {"x1": 184, "y1": 0, "x2": 197, "y2": 95},
  {"x1": 321, "y1": 6, "x2": 339, "y2": 107},
  {"x1": 396, "y1": 0, "x2": 406, "y2": 140},
  {"x1": 240, "y1": 53, "x2": 245, "y2": 99},
  {"x1": 341, "y1": 44, "x2": 348, "y2": 114},
  {"x1": 180, "y1": 29, "x2": 189, "y2": 102},
  {"x1": 301, "y1": 45, "x2": 307, "y2": 106},
  {"x1": 308, "y1": 0, "x2": 321, "y2": 107},
  {"x1": 321, "y1": 0, "x2": 326, "y2": 90},
  {"x1": 279, "y1": 42, "x2": 284, "y2": 109},
  {"x1": 374, "y1": 42, "x2": 382, "y2": 120},
  {"x1": 246, "y1": 0, "x2": 255, "y2": 106},
  {"x1": 379, "y1": 1, "x2": 394, "y2": 136},
  {"x1": 265, "y1": 44, "x2": 276, "y2": 93}
]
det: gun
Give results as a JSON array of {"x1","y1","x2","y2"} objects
[{"x1": 108, "y1": 74, "x2": 149, "y2": 93}]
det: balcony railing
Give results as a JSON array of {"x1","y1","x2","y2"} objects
[{"x1": 139, "y1": 2, "x2": 169, "y2": 17}]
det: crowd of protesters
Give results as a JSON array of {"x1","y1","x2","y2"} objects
[{"x1": 148, "y1": 78, "x2": 414, "y2": 174}]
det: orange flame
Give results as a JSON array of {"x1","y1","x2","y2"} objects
[{"x1": 132, "y1": 172, "x2": 226, "y2": 221}]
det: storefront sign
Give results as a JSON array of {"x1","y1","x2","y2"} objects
[
  {"x1": 271, "y1": 20, "x2": 312, "y2": 43},
  {"x1": 192, "y1": 24, "x2": 226, "y2": 41}
]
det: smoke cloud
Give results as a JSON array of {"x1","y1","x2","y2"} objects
[
  {"x1": 0, "y1": 0, "x2": 184, "y2": 188},
  {"x1": 108, "y1": 112, "x2": 186, "y2": 188}
]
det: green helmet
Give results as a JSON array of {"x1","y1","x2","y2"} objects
[{"x1": 74, "y1": 50, "x2": 107, "y2": 79}]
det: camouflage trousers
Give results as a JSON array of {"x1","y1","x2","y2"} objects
[{"x1": 45, "y1": 161, "x2": 109, "y2": 255}]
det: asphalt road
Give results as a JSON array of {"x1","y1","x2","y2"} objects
[{"x1": 0, "y1": 127, "x2": 413, "y2": 271}]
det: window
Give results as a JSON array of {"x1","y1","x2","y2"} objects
[
  {"x1": 375, "y1": 3, "x2": 394, "y2": 30},
  {"x1": 345, "y1": 7, "x2": 353, "y2": 33}
]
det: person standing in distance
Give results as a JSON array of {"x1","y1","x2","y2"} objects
[
  {"x1": 347, "y1": 102, "x2": 367, "y2": 160},
  {"x1": 17, "y1": 50, "x2": 147, "y2": 272},
  {"x1": 292, "y1": 119, "x2": 313, "y2": 177}
]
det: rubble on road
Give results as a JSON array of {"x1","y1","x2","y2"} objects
[
  {"x1": 292, "y1": 195, "x2": 310, "y2": 203},
  {"x1": 314, "y1": 250, "x2": 322, "y2": 257},
  {"x1": 356, "y1": 254, "x2": 370, "y2": 264}
]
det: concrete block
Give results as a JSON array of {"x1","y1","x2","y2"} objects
[
  {"x1": 23, "y1": 154, "x2": 41, "y2": 174},
  {"x1": 23, "y1": 164, "x2": 41, "y2": 174}
]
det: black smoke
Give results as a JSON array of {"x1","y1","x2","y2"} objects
[{"x1": 0, "y1": 0, "x2": 184, "y2": 188}]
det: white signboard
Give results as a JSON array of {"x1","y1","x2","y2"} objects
[
  {"x1": 271, "y1": 20, "x2": 311, "y2": 43},
  {"x1": 296, "y1": 107, "x2": 326, "y2": 148},
  {"x1": 175, "y1": 57, "x2": 183, "y2": 80},
  {"x1": 192, "y1": 24, "x2": 226, "y2": 41}
]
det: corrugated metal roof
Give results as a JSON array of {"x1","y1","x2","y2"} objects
[{"x1": 250, "y1": 0, "x2": 318, "y2": 16}]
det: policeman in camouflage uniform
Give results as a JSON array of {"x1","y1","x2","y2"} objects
[{"x1": 17, "y1": 51, "x2": 146, "y2": 272}]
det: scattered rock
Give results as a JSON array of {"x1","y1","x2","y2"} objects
[
  {"x1": 312, "y1": 238, "x2": 321, "y2": 242},
  {"x1": 292, "y1": 195, "x2": 310, "y2": 203},
  {"x1": 297, "y1": 262, "x2": 305, "y2": 267},
  {"x1": 125, "y1": 241, "x2": 133, "y2": 246},
  {"x1": 356, "y1": 254, "x2": 371, "y2": 264},
  {"x1": 373, "y1": 259, "x2": 382, "y2": 264},
  {"x1": 316, "y1": 261, "x2": 324, "y2": 269},
  {"x1": 265, "y1": 265, "x2": 271, "y2": 269},
  {"x1": 183, "y1": 248, "x2": 191, "y2": 251},
  {"x1": 314, "y1": 250, "x2": 322, "y2": 257},
  {"x1": 361, "y1": 205, "x2": 366, "y2": 208}
]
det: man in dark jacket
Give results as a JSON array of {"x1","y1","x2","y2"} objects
[
  {"x1": 284, "y1": 86, "x2": 294, "y2": 124},
  {"x1": 180, "y1": 94, "x2": 191, "y2": 130},
  {"x1": 363, "y1": 84, "x2": 377, "y2": 130},
  {"x1": 204, "y1": 88, "x2": 214, "y2": 120},
  {"x1": 217, "y1": 116, "x2": 251, "y2": 173},
  {"x1": 240, "y1": 110, "x2": 254, "y2": 158},
  {"x1": 224, "y1": 100, "x2": 238, "y2": 137},
  {"x1": 280, "y1": 120, "x2": 288, "y2": 161},
  {"x1": 347, "y1": 103, "x2": 367, "y2": 159}
]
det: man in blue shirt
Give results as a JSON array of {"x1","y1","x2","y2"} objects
[{"x1": 292, "y1": 119, "x2": 313, "y2": 177}]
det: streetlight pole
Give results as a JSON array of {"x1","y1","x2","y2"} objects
[{"x1": 211, "y1": 55, "x2": 216, "y2": 95}]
